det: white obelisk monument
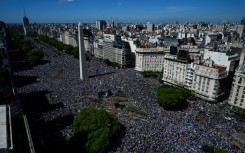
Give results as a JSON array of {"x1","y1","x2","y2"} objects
[{"x1": 78, "y1": 22, "x2": 87, "y2": 80}]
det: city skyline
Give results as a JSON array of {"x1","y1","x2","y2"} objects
[{"x1": 0, "y1": 0, "x2": 245, "y2": 23}]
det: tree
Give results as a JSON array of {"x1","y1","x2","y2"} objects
[
  {"x1": 20, "y1": 39, "x2": 32, "y2": 53},
  {"x1": 73, "y1": 108, "x2": 122, "y2": 153},
  {"x1": 26, "y1": 32, "x2": 38, "y2": 37},
  {"x1": 202, "y1": 144, "x2": 226, "y2": 153},
  {"x1": 71, "y1": 47, "x2": 79, "y2": 58},
  {"x1": 103, "y1": 59, "x2": 120, "y2": 68},
  {"x1": 26, "y1": 49, "x2": 44, "y2": 65},
  {"x1": 202, "y1": 144, "x2": 214, "y2": 153},
  {"x1": 157, "y1": 85, "x2": 191, "y2": 110},
  {"x1": 214, "y1": 148, "x2": 226, "y2": 153}
]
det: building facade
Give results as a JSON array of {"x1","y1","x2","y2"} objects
[
  {"x1": 203, "y1": 49, "x2": 239, "y2": 73},
  {"x1": 94, "y1": 36, "x2": 132, "y2": 67},
  {"x1": 191, "y1": 58, "x2": 227, "y2": 102},
  {"x1": 228, "y1": 48, "x2": 245, "y2": 109},
  {"x1": 162, "y1": 54, "x2": 188, "y2": 87},
  {"x1": 135, "y1": 48, "x2": 165, "y2": 72},
  {"x1": 146, "y1": 22, "x2": 154, "y2": 32},
  {"x1": 162, "y1": 51, "x2": 228, "y2": 102},
  {"x1": 96, "y1": 20, "x2": 107, "y2": 30}
]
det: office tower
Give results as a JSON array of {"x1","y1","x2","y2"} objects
[
  {"x1": 96, "y1": 20, "x2": 107, "y2": 30},
  {"x1": 78, "y1": 23, "x2": 87, "y2": 80},
  {"x1": 22, "y1": 7, "x2": 30, "y2": 35},
  {"x1": 146, "y1": 22, "x2": 154, "y2": 32},
  {"x1": 241, "y1": 16, "x2": 245, "y2": 25}
]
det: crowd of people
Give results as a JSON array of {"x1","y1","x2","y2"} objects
[{"x1": 15, "y1": 42, "x2": 245, "y2": 152}]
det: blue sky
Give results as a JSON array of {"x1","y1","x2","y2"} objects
[{"x1": 0, "y1": 0, "x2": 245, "y2": 23}]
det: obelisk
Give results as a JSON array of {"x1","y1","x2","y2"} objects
[{"x1": 78, "y1": 22, "x2": 87, "y2": 80}]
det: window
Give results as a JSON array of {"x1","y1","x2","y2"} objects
[{"x1": 238, "y1": 77, "x2": 242, "y2": 84}]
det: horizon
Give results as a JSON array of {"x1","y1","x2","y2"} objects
[{"x1": 1, "y1": 0, "x2": 245, "y2": 24}]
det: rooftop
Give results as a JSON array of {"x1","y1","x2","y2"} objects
[{"x1": 198, "y1": 64, "x2": 226, "y2": 71}]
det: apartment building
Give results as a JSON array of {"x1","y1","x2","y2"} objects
[
  {"x1": 162, "y1": 49, "x2": 228, "y2": 102},
  {"x1": 60, "y1": 31, "x2": 77, "y2": 47},
  {"x1": 94, "y1": 35, "x2": 132, "y2": 67},
  {"x1": 135, "y1": 47, "x2": 165, "y2": 72},
  {"x1": 228, "y1": 48, "x2": 245, "y2": 109},
  {"x1": 162, "y1": 53, "x2": 188, "y2": 87},
  {"x1": 185, "y1": 63, "x2": 196, "y2": 89},
  {"x1": 204, "y1": 49, "x2": 239, "y2": 73},
  {"x1": 191, "y1": 58, "x2": 227, "y2": 102},
  {"x1": 146, "y1": 22, "x2": 154, "y2": 32}
]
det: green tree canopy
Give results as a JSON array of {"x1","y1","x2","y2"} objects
[
  {"x1": 202, "y1": 144, "x2": 226, "y2": 153},
  {"x1": 157, "y1": 85, "x2": 191, "y2": 110},
  {"x1": 20, "y1": 39, "x2": 32, "y2": 53},
  {"x1": 71, "y1": 47, "x2": 79, "y2": 58},
  {"x1": 104, "y1": 59, "x2": 120, "y2": 68},
  {"x1": 26, "y1": 49, "x2": 44, "y2": 65},
  {"x1": 73, "y1": 108, "x2": 122, "y2": 153}
]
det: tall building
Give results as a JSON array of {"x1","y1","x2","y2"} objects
[
  {"x1": 191, "y1": 58, "x2": 227, "y2": 102},
  {"x1": 78, "y1": 23, "x2": 87, "y2": 80},
  {"x1": 94, "y1": 35, "x2": 132, "y2": 67},
  {"x1": 241, "y1": 16, "x2": 245, "y2": 25},
  {"x1": 228, "y1": 48, "x2": 245, "y2": 109},
  {"x1": 235, "y1": 24, "x2": 244, "y2": 38},
  {"x1": 135, "y1": 48, "x2": 165, "y2": 72},
  {"x1": 96, "y1": 20, "x2": 107, "y2": 30},
  {"x1": 146, "y1": 22, "x2": 154, "y2": 32},
  {"x1": 162, "y1": 53, "x2": 188, "y2": 87},
  {"x1": 22, "y1": 8, "x2": 30, "y2": 35}
]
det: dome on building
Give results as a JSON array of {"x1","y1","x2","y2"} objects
[{"x1": 237, "y1": 65, "x2": 245, "y2": 72}]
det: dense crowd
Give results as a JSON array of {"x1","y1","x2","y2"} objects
[{"x1": 15, "y1": 42, "x2": 245, "y2": 152}]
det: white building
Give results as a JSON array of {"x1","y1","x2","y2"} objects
[
  {"x1": 60, "y1": 31, "x2": 77, "y2": 47},
  {"x1": 162, "y1": 52, "x2": 228, "y2": 102},
  {"x1": 235, "y1": 24, "x2": 244, "y2": 38},
  {"x1": 191, "y1": 58, "x2": 227, "y2": 102},
  {"x1": 162, "y1": 54, "x2": 188, "y2": 87},
  {"x1": 146, "y1": 22, "x2": 154, "y2": 32},
  {"x1": 135, "y1": 48, "x2": 165, "y2": 72},
  {"x1": 203, "y1": 49, "x2": 239, "y2": 73},
  {"x1": 228, "y1": 48, "x2": 245, "y2": 109},
  {"x1": 185, "y1": 63, "x2": 196, "y2": 89},
  {"x1": 94, "y1": 37, "x2": 132, "y2": 67},
  {"x1": 178, "y1": 32, "x2": 195, "y2": 39}
]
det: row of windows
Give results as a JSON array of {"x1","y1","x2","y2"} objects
[{"x1": 234, "y1": 101, "x2": 244, "y2": 107}]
